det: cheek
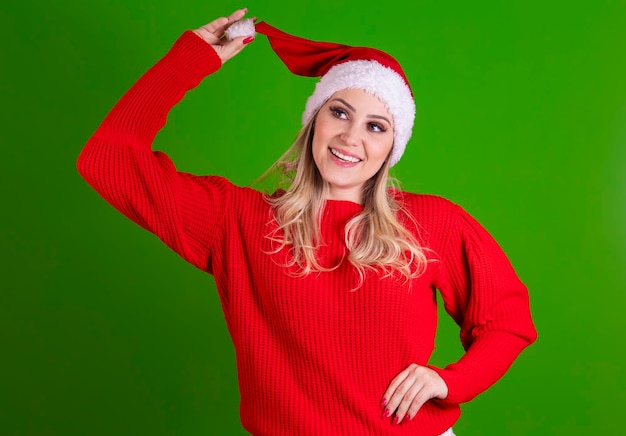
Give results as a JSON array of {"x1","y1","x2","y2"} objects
[
  {"x1": 311, "y1": 130, "x2": 324, "y2": 161},
  {"x1": 370, "y1": 140, "x2": 394, "y2": 163},
  {"x1": 311, "y1": 118, "x2": 333, "y2": 155},
  {"x1": 313, "y1": 114, "x2": 333, "y2": 139},
  {"x1": 311, "y1": 135, "x2": 328, "y2": 174}
]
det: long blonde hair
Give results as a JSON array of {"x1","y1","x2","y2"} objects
[{"x1": 262, "y1": 112, "x2": 430, "y2": 287}]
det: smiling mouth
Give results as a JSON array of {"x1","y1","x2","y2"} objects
[{"x1": 330, "y1": 148, "x2": 362, "y2": 163}]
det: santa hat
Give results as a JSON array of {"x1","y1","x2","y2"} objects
[{"x1": 235, "y1": 20, "x2": 415, "y2": 166}]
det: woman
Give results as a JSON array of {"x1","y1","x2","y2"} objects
[{"x1": 77, "y1": 8, "x2": 537, "y2": 436}]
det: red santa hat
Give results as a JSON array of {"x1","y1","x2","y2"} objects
[{"x1": 249, "y1": 20, "x2": 415, "y2": 166}]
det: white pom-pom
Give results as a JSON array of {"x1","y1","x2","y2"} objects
[{"x1": 224, "y1": 19, "x2": 256, "y2": 41}]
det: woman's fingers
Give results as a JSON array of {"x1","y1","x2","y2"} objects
[
  {"x1": 218, "y1": 35, "x2": 254, "y2": 63},
  {"x1": 200, "y1": 16, "x2": 229, "y2": 36},
  {"x1": 383, "y1": 365, "x2": 417, "y2": 423},
  {"x1": 193, "y1": 8, "x2": 248, "y2": 42},
  {"x1": 226, "y1": 8, "x2": 248, "y2": 25},
  {"x1": 393, "y1": 376, "x2": 434, "y2": 423},
  {"x1": 381, "y1": 364, "x2": 448, "y2": 424},
  {"x1": 192, "y1": 9, "x2": 254, "y2": 63},
  {"x1": 382, "y1": 365, "x2": 411, "y2": 413},
  {"x1": 207, "y1": 8, "x2": 248, "y2": 36}
]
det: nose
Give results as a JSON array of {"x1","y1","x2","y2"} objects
[{"x1": 340, "y1": 122, "x2": 362, "y2": 147}]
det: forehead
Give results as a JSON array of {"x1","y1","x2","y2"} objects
[{"x1": 327, "y1": 88, "x2": 392, "y2": 118}]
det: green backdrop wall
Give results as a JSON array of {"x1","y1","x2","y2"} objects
[{"x1": 2, "y1": 1, "x2": 625, "y2": 434}]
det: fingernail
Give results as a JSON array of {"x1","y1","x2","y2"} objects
[
  {"x1": 243, "y1": 36, "x2": 254, "y2": 44},
  {"x1": 380, "y1": 398, "x2": 387, "y2": 409},
  {"x1": 382, "y1": 408, "x2": 390, "y2": 419},
  {"x1": 393, "y1": 416, "x2": 401, "y2": 425}
]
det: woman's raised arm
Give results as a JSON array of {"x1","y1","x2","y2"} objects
[{"x1": 77, "y1": 10, "x2": 253, "y2": 272}]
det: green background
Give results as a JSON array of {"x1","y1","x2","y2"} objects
[{"x1": 2, "y1": 0, "x2": 625, "y2": 434}]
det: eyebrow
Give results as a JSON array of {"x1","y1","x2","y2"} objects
[{"x1": 330, "y1": 98, "x2": 392, "y2": 125}]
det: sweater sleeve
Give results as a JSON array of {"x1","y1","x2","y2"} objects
[
  {"x1": 430, "y1": 204, "x2": 537, "y2": 405},
  {"x1": 77, "y1": 31, "x2": 231, "y2": 273}
]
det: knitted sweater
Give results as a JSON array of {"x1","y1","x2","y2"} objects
[{"x1": 77, "y1": 31, "x2": 537, "y2": 436}]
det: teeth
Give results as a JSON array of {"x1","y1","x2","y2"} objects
[{"x1": 330, "y1": 148, "x2": 361, "y2": 163}]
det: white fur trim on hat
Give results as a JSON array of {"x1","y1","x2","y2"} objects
[
  {"x1": 225, "y1": 18, "x2": 256, "y2": 40},
  {"x1": 302, "y1": 60, "x2": 415, "y2": 166}
]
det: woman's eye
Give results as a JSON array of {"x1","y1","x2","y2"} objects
[
  {"x1": 368, "y1": 122, "x2": 386, "y2": 133},
  {"x1": 330, "y1": 107, "x2": 348, "y2": 119}
]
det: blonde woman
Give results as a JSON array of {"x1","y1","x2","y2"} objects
[{"x1": 77, "y1": 8, "x2": 537, "y2": 436}]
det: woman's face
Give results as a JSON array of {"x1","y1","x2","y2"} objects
[{"x1": 312, "y1": 88, "x2": 394, "y2": 204}]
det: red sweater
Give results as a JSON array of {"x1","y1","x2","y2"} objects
[{"x1": 77, "y1": 31, "x2": 537, "y2": 436}]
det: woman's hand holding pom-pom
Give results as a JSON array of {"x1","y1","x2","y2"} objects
[{"x1": 193, "y1": 9, "x2": 255, "y2": 63}]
